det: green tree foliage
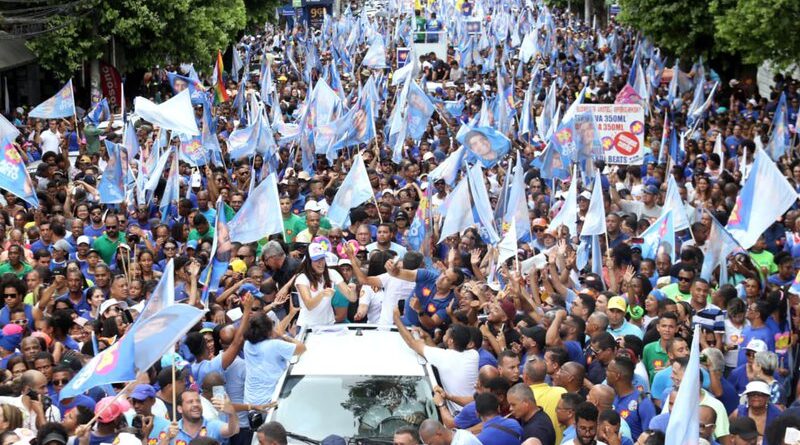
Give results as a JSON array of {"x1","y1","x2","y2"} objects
[
  {"x1": 711, "y1": 0, "x2": 800, "y2": 69},
  {"x1": 244, "y1": 0, "x2": 281, "y2": 29},
  {"x1": 618, "y1": 0, "x2": 800, "y2": 69},
  {"x1": 617, "y1": 0, "x2": 717, "y2": 59},
  {"x1": 25, "y1": 0, "x2": 246, "y2": 79}
]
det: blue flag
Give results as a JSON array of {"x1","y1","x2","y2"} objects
[
  {"x1": 137, "y1": 259, "x2": 175, "y2": 323},
  {"x1": 86, "y1": 98, "x2": 111, "y2": 126},
  {"x1": 29, "y1": 79, "x2": 76, "y2": 119},
  {"x1": 580, "y1": 171, "x2": 606, "y2": 237},
  {"x1": 532, "y1": 142, "x2": 570, "y2": 180},
  {"x1": 159, "y1": 149, "x2": 180, "y2": 223},
  {"x1": 701, "y1": 210, "x2": 743, "y2": 284},
  {"x1": 665, "y1": 326, "x2": 701, "y2": 445},
  {"x1": 727, "y1": 148, "x2": 797, "y2": 249},
  {"x1": 0, "y1": 137, "x2": 39, "y2": 207},
  {"x1": 59, "y1": 332, "x2": 136, "y2": 399},
  {"x1": 406, "y1": 81, "x2": 435, "y2": 140},
  {"x1": 179, "y1": 134, "x2": 207, "y2": 166},
  {"x1": 201, "y1": 199, "x2": 232, "y2": 303},
  {"x1": 468, "y1": 164, "x2": 501, "y2": 245},
  {"x1": 123, "y1": 122, "x2": 140, "y2": 160},
  {"x1": 167, "y1": 72, "x2": 208, "y2": 105},
  {"x1": 438, "y1": 175, "x2": 474, "y2": 243},
  {"x1": 327, "y1": 154, "x2": 375, "y2": 228},
  {"x1": 130, "y1": 304, "x2": 206, "y2": 372},
  {"x1": 458, "y1": 126, "x2": 511, "y2": 168},
  {"x1": 503, "y1": 152, "x2": 531, "y2": 241},
  {"x1": 429, "y1": 146, "x2": 465, "y2": 186},
  {"x1": 640, "y1": 210, "x2": 676, "y2": 262},
  {"x1": 767, "y1": 92, "x2": 790, "y2": 161},
  {"x1": 228, "y1": 172, "x2": 283, "y2": 243},
  {"x1": 98, "y1": 141, "x2": 126, "y2": 204}
]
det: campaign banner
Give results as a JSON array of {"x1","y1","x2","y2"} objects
[
  {"x1": 577, "y1": 103, "x2": 645, "y2": 165},
  {"x1": 466, "y1": 20, "x2": 481, "y2": 35},
  {"x1": 397, "y1": 48, "x2": 410, "y2": 68}
]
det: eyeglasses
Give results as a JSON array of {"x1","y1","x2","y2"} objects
[
  {"x1": 11, "y1": 319, "x2": 27, "y2": 325},
  {"x1": 106, "y1": 225, "x2": 117, "y2": 230},
  {"x1": 677, "y1": 276, "x2": 692, "y2": 282},
  {"x1": 165, "y1": 246, "x2": 176, "y2": 251},
  {"x1": 238, "y1": 255, "x2": 251, "y2": 260},
  {"x1": 53, "y1": 379, "x2": 69, "y2": 386},
  {"x1": 533, "y1": 227, "x2": 545, "y2": 232},
  {"x1": 3, "y1": 293, "x2": 18, "y2": 299}
]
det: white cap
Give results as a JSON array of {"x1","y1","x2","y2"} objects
[
  {"x1": 77, "y1": 235, "x2": 91, "y2": 246},
  {"x1": 579, "y1": 190, "x2": 592, "y2": 200},
  {"x1": 741, "y1": 380, "x2": 771, "y2": 396},
  {"x1": 324, "y1": 252, "x2": 339, "y2": 267},
  {"x1": 99, "y1": 298, "x2": 128, "y2": 316},
  {"x1": 423, "y1": 152, "x2": 435, "y2": 161},
  {"x1": 304, "y1": 200, "x2": 322, "y2": 212},
  {"x1": 745, "y1": 339, "x2": 768, "y2": 353}
]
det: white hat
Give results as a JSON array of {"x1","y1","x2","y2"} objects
[
  {"x1": 325, "y1": 252, "x2": 339, "y2": 267},
  {"x1": 741, "y1": 380, "x2": 771, "y2": 396},
  {"x1": 423, "y1": 152, "x2": 435, "y2": 161},
  {"x1": 304, "y1": 200, "x2": 322, "y2": 212},
  {"x1": 77, "y1": 235, "x2": 91, "y2": 246},
  {"x1": 338, "y1": 258, "x2": 352, "y2": 267},
  {"x1": 579, "y1": 190, "x2": 592, "y2": 200},
  {"x1": 745, "y1": 339, "x2": 768, "y2": 353},
  {"x1": 99, "y1": 298, "x2": 128, "y2": 316},
  {"x1": 297, "y1": 171, "x2": 311, "y2": 181},
  {"x1": 308, "y1": 242, "x2": 327, "y2": 261}
]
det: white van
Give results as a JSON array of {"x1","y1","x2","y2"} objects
[{"x1": 258, "y1": 324, "x2": 440, "y2": 444}]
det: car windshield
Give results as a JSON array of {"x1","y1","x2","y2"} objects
[{"x1": 274, "y1": 375, "x2": 436, "y2": 441}]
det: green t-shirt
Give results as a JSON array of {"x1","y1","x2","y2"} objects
[
  {"x1": 0, "y1": 262, "x2": 32, "y2": 279},
  {"x1": 84, "y1": 125, "x2": 103, "y2": 155},
  {"x1": 749, "y1": 250, "x2": 777, "y2": 275},
  {"x1": 283, "y1": 214, "x2": 307, "y2": 243},
  {"x1": 642, "y1": 340, "x2": 669, "y2": 381},
  {"x1": 188, "y1": 227, "x2": 215, "y2": 243},
  {"x1": 92, "y1": 233, "x2": 126, "y2": 265},
  {"x1": 662, "y1": 282, "x2": 691, "y2": 302}
]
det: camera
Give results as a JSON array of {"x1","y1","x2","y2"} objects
[{"x1": 131, "y1": 415, "x2": 143, "y2": 429}]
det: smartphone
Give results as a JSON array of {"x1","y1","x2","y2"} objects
[
  {"x1": 122, "y1": 309, "x2": 134, "y2": 324},
  {"x1": 212, "y1": 385, "x2": 226, "y2": 401},
  {"x1": 291, "y1": 292, "x2": 300, "y2": 308},
  {"x1": 630, "y1": 237, "x2": 644, "y2": 244},
  {"x1": 131, "y1": 415, "x2": 143, "y2": 429}
]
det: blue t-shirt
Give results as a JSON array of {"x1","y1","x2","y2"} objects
[
  {"x1": 737, "y1": 325, "x2": 775, "y2": 366},
  {"x1": 243, "y1": 338, "x2": 296, "y2": 405},
  {"x1": 401, "y1": 269, "x2": 454, "y2": 332},
  {"x1": 726, "y1": 364, "x2": 749, "y2": 394},
  {"x1": 477, "y1": 415, "x2": 523, "y2": 445},
  {"x1": 564, "y1": 340, "x2": 585, "y2": 366},
  {"x1": 614, "y1": 390, "x2": 655, "y2": 440},
  {"x1": 175, "y1": 417, "x2": 226, "y2": 444},
  {"x1": 479, "y1": 348, "x2": 498, "y2": 368},
  {"x1": 191, "y1": 354, "x2": 224, "y2": 388},
  {"x1": 224, "y1": 356, "x2": 249, "y2": 427},
  {"x1": 651, "y1": 367, "x2": 710, "y2": 402},
  {"x1": 454, "y1": 402, "x2": 480, "y2": 429}
]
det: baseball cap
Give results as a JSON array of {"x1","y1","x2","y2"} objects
[
  {"x1": 607, "y1": 296, "x2": 627, "y2": 312},
  {"x1": 186, "y1": 239, "x2": 198, "y2": 250},
  {"x1": 239, "y1": 283, "x2": 263, "y2": 298},
  {"x1": 531, "y1": 218, "x2": 548, "y2": 228},
  {"x1": 741, "y1": 380, "x2": 771, "y2": 397},
  {"x1": 76, "y1": 235, "x2": 91, "y2": 246},
  {"x1": 643, "y1": 185, "x2": 659, "y2": 195},
  {"x1": 129, "y1": 384, "x2": 157, "y2": 401},
  {"x1": 729, "y1": 417, "x2": 758, "y2": 441},
  {"x1": 94, "y1": 396, "x2": 128, "y2": 423},
  {"x1": 422, "y1": 152, "x2": 435, "y2": 161},
  {"x1": 39, "y1": 431, "x2": 67, "y2": 445},
  {"x1": 99, "y1": 298, "x2": 128, "y2": 315},
  {"x1": 229, "y1": 259, "x2": 247, "y2": 274},
  {"x1": 304, "y1": 200, "x2": 322, "y2": 213},
  {"x1": 308, "y1": 242, "x2": 327, "y2": 261},
  {"x1": 52, "y1": 239, "x2": 71, "y2": 252},
  {"x1": 745, "y1": 339, "x2": 768, "y2": 353},
  {"x1": 579, "y1": 190, "x2": 592, "y2": 200},
  {"x1": 297, "y1": 171, "x2": 311, "y2": 181}
]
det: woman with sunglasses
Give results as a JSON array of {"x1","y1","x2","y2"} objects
[{"x1": 0, "y1": 276, "x2": 34, "y2": 330}]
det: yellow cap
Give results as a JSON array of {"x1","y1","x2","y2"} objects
[
  {"x1": 607, "y1": 296, "x2": 627, "y2": 312},
  {"x1": 229, "y1": 259, "x2": 247, "y2": 274}
]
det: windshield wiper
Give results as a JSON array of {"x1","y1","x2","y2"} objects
[{"x1": 286, "y1": 432, "x2": 321, "y2": 445}]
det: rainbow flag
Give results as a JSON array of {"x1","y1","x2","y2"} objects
[{"x1": 213, "y1": 50, "x2": 228, "y2": 104}]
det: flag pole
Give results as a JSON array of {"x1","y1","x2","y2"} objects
[
  {"x1": 85, "y1": 380, "x2": 137, "y2": 427},
  {"x1": 172, "y1": 360, "x2": 177, "y2": 421},
  {"x1": 71, "y1": 80, "x2": 82, "y2": 144}
]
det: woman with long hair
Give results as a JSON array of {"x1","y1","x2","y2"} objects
[{"x1": 294, "y1": 243, "x2": 356, "y2": 328}]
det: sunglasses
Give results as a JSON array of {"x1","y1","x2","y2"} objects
[
  {"x1": 677, "y1": 276, "x2": 692, "y2": 282},
  {"x1": 11, "y1": 319, "x2": 26, "y2": 325},
  {"x1": 53, "y1": 379, "x2": 70, "y2": 386},
  {"x1": 3, "y1": 293, "x2": 18, "y2": 299},
  {"x1": 106, "y1": 225, "x2": 118, "y2": 230}
]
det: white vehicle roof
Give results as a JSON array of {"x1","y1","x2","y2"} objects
[{"x1": 289, "y1": 325, "x2": 426, "y2": 377}]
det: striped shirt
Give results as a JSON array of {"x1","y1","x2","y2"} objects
[{"x1": 692, "y1": 303, "x2": 725, "y2": 334}]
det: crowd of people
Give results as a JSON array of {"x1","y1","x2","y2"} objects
[{"x1": 0, "y1": 2, "x2": 800, "y2": 445}]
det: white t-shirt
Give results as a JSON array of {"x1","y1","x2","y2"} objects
[
  {"x1": 724, "y1": 319, "x2": 746, "y2": 368},
  {"x1": 40, "y1": 129, "x2": 61, "y2": 155},
  {"x1": 451, "y1": 429, "x2": 482, "y2": 445},
  {"x1": 359, "y1": 286, "x2": 384, "y2": 324},
  {"x1": 295, "y1": 269, "x2": 343, "y2": 327},
  {"x1": 423, "y1": 346, "x2": 479, "y2": 413},
  {"x1": 377, "y1": 273, "x2": 416, "y2": 325}
]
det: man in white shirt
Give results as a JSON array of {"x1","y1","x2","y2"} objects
[
  {"x1": 346, "y1": 247, "x2": 419, "y2": 326},
  {"x1": 0, "y1": 370, "x2": 60, "y2": 432},
  {"x1": 38, "y1": 120, "x2": 62, "y2": 156},
  {"x1": 394, "y1": 308, "x2": 479, "y2": 413}
]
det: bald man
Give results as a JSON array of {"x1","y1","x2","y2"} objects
[
  {"x1": 419, "y1": 419, "x2": 481, "y2": 445},
  {"x1": 523, "y1": 359, "x2": 565, "y2": 445},
  {"x1": 435, "y1": 365, "x2": 499, "y2": 430},
  {"x1": 553, "y1": 362, "x2": 586, "y2": 396},
  {"x1": 0, "y1": 369, "x2": 60, "y2": 430},
  {"x1": 586, "y1": 385, "x2": 632, "y2": 440}
]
